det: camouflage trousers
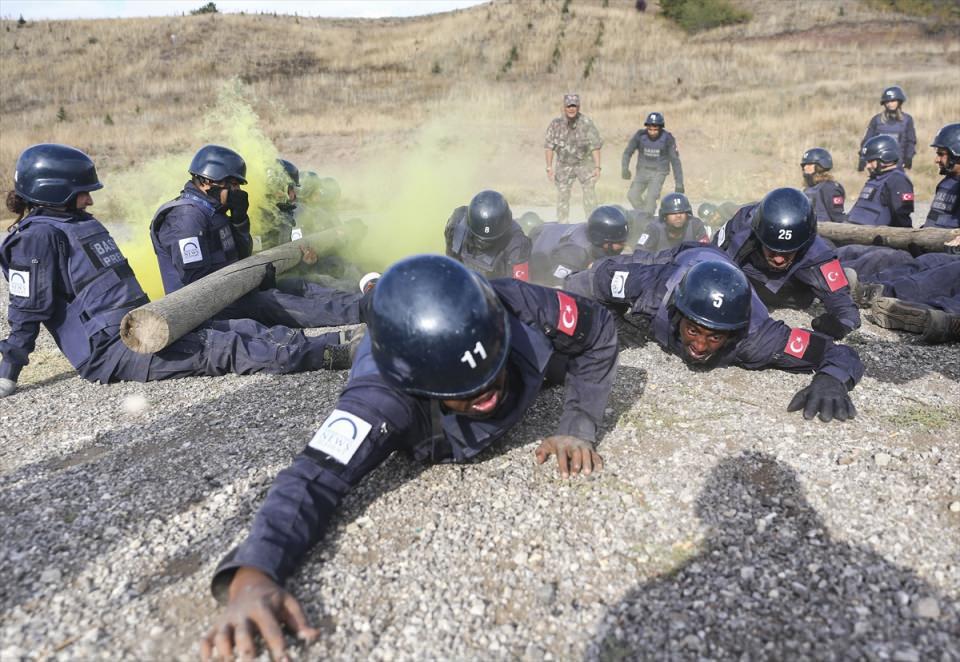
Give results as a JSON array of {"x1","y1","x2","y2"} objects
[{"x1": 554, "y1": 161, "x2": 598, "y2": 223}]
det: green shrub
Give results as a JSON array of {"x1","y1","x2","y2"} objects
[
  {"x1": 190, "y1": 2, "x2": 218, "y2": 15},
  {"x1": 660, "y1": 0, "x2": 751, "y2": 34}
]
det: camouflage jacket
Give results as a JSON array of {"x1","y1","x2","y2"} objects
[{"x1": 544, "y1": 114, "x2": 603, "y2": 165}]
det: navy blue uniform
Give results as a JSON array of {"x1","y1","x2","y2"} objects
[
  {"x1": 713, "y1": 206, "x2": 861, "y2": 333},
  {"x1": 209, "y1": 279, "x2": 618, "y2": 597},
  {"x1": 848, "y1": 169, "x2": 914, "y2": 227},
  {"x1": 859, "y1": 112, "x2": 917, "y2": 170},
  {"x1": 838, "y1": 245, "x2": 960, "y2": 314},
  {"x1": 923, "y1": 175, "x2": 960, "y2": 229},
  {"x1": 635, "y1": 216, "x2": 709, "y2": 253},
  {"x1": 443, "y1": 206, "x2": 533, "y2": 280},
  {"x1": 151, "y1": 182, "x2": 361, "y2": 328},
  {"x1": 529, "y1": 222, "x2": 605, "y2": 287},
  {"x1": 0, "y1": 209, "x2": 342, "y2": 385},
  {"x1": 566, "y1": 245, "x2": 864, "y2": 386},
  {"x1": 804, "y1": 180, "x2": 848, "y2": 223},
  {"x1": 622, "y1": 130, "x2": 683, "y2": 214}
]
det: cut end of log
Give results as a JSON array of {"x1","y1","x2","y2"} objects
[{"x1": 120, "y1": 309, "x2": 171, "y2": 354}]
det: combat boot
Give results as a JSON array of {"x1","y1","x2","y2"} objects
[
  {"x1": 851, "y1": 275, "x2": 885, "y2": 308},
  {"x1": 869, "y1": 297, "x2": 930, "y2": 334},
  {"x1": 324, "y1": 328, "x2": 365, "y2": 370},
  {"x1": 922, "y1": 309, "x2": 960, "y2": 344}
]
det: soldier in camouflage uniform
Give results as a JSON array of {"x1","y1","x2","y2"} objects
[{"x1": 544, "y1": 93, "x2": 603, "y2": 223}]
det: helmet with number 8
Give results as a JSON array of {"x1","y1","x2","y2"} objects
[
  {"x1": 368, "y1": 255, "x2": 510, "y2": 398},
  {"x1": 467, "y1": 190, "x2": 512, "y2": 243},
  {"x1": 750, "y1": 187, "x2": 817, "y2": 253},
  {"x1": 673, "y1": 260, "x2": 751, "y2": 331}
]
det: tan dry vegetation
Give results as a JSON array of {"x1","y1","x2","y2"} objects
[{"x1": 1, "y1": 0, "x2": 958, "y2": 225}]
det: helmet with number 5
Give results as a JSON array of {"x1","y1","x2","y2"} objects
[
  {"x1": 368, "y1": 255, "x2": 510, "y2": 398},
  {"x1": 751, "y1": 187, "x2": 817, "y2": 253},
  {"x1": 673, "y1": 260, "x2": 751, "y2": 331}
]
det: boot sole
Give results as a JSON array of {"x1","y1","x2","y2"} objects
[{"x1": 869, "y1": 297, "x2": 929, "y2": 334}]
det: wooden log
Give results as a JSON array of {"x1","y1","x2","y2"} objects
[
  {"x1": 818, "y1": 222, "x2": 960, "y2": 253},
  {"x1": 120, "y1": 225, "x2": 360, "y2": 354}
]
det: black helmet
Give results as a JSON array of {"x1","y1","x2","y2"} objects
[
  {"x1": 467, "y1": 190, "x2": 512, "y2": 242},
  {"x1": 931, "y1": 123, "x2": 960, "y2": 169},
  {"x1": 587, "y1": 205, "x2": 629, "y2": 246},
  {"x1": 673, "y1": 260, "x2": 751, "y2": 331},
  {"x1": 188, "y1": 144, "x2": 247, "y2": 184},
  {"x1": 751, "y1": 188, "x2": 817, "y2": 253},
  {"x1": 278, "y1": 158, "x2": 300, "y2": 187},
  {"x1": 644, "y1": 112, "x2": 665, "y2": 127},
  {"x1": 861, "y1": 135, "x2": 900, "y2": 164},
  {"x1": 880, "y1": 86, "x2": 906, "y2": 105},
  {"x1": 368, "y1": 255, "x2": 510, "y2": 398},
  {"x1": 659, "y1": 193, "x2": 692, "y2": 220},
  {"x1": 14, "y1": 143, "x2": 103, "y2": 206},
  {"x1": 516, "y1": 210, "x2": 544, "y2": 234},
  {"x1": 800, "y1": 147, "x2": 833, "y2": 170},
  {"x1": 697, "y1": 202, "x2": 718, "y2": 219}
]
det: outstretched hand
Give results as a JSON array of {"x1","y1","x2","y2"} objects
[
  {"x1": 535, "y1": 435, "x2": 603, "y2": 478},
  {"x1": 787, "y1": 373, "x2": 856, "y2": 423},
  {"x1": 200, "y1": 567, "x2": 319, "y2": 662}
]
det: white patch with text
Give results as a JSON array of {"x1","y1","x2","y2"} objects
[
  {"x1": 178, "y1": 237, "x2": 203, "y2": 264},
  {"x1": 8, "y1": 269, "x2": 30, "y2": 298},
  {"x1": 308, "y1": 409, "x2": 373, "y2": 465},
  {"x1": 611, "y1": 270, "x2": 629, "y2": 299}
]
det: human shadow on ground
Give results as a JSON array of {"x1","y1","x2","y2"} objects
[{"x1": 587, "y1": 451, "x2": 960, "y2": 661}]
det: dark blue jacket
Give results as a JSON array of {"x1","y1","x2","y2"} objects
[
  {"x1": 859, "y1": 111, "x2": 917, "y2": 169},
  {"x1": 566, "y1": 244, "x2": 864, "y2": 386},
  {"x1": 635, "y1": 216, "x2": 709, "y2": 253},
  {"x1": 529, "y1": 222, "x2": 604, "y2": 287},
  {"x1": 210, "y1": 279, "x2": 618, "y2": 597},
  {"x1": 713, "y1": 205, "x2": 860, "y2": 332},
  {"x1": 848, "y1": 169, "x2": 914, "y2": 228},
  {"x1": 804, "y1": 180, "x2": 848, "y2": 223},
  {"x1": 0, "y1": 209, "x2": 148, "y2": 381},
  {"x1": 444, "y1": 206, "x2": 533, "y2": 280},
  {"x1": 150, "y1": 182, "x2": 252, "y2": 294},
  {"x1": 923, "y1": 175, "x2": 960, "y2": 229},
  {"x1": 621, "y1": 130, "x2": 684, "y2": 187}
]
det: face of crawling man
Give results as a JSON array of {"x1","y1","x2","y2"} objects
[
  {"x1": 678, "y1": 317, "x2": 731, "y2": 364},
  {"x1": 441, "y1": 368, "x2": 508, "y2": 418},
  {"x1": 762, "y1": 246, "x2": 798, "y2": 272}
]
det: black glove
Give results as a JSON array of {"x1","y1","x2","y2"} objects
[
  {"x1": 621, "y1": 168, "x2": 631, "y2": 180},
  {"x1": 259, "y1": 262, "x2": 277, "y2": 291},
  {"x1": 811, "y1": 313, "x2": 851, "y2": 339},
  {"x1": 675, "y1": 185, "x2": 684, "y2": 194},
  {"x1": 787, "y1": 373, "x2": 856, "y2": 422},
  {"x1": 224, "y1": 188, "x2": 249, "y2": 221},
  {"x1": 857, "y1": 161, "x2": 865, "y2": 172}
]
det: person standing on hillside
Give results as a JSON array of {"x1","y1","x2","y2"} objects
[
  {"x1": 621, "y1": 112, "x2": 684, "y2": 216},
  {"x1": 857, "y1": 86, "x2": 916, "y2": 172},
  {"x1": 800, "y1": 147, "x2": 848, "y2": 223},
  {"x1": 544, "y1": 93, "x2": 603, "y2": 223},
  {"x1": 848, "y1": 135, "x2": 914, "y2": 227}
]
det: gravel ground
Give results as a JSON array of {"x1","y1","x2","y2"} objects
[{"x1": 1, "y1": 276, "x2": 958, "y2": 661}]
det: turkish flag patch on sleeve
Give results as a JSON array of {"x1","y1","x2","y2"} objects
[
  {"x1": 512, "y1": 262, "x2": 529, "y2": 281},
  {"x1": 556, "y1": 291, "x2": 579, "y2": 336},
  {"x1": 784, "y1": 328, "x2": 811, "y2": 358},
  {"x1": 819, "y1": 259, "x2": 849, "y2": 292},
  {"x1": 901, "y1": 192, "x2": 914, "y2": 201},
  {"x1": 832, "y1": 195, "x2": 844, "y2": 206}
]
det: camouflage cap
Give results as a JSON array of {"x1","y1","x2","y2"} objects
[{"x1": 563, "y1": 93, "x2": 580, "y2": 107}]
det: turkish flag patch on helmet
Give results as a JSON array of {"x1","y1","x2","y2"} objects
[
  {"x1": 785, "y1": 328, "x2": 811, "y2": 358},
  {"x1": 819, "y1": 259, "x2": 849, "y2": 292},
  {"x1": 901, "y1": 192, "x2": 914, "y2": 201},
  {"x1": 556, "y1": 291, "x2": 579, "y2": 336},
  {"x1": 832, "y1": 195, "x2": 844, "y2": 206},
  {"x1": 512, "y1": 262, "x2": 529, "y2": 281}
]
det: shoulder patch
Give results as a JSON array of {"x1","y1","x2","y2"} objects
[
  {"x1": 901, "y1": 192, "x2": 914, "y2": 202},
  {"x1": 308, "y1": 409, "x2": 373, "y2": 465},
  {"x1": 178, "y1": 237, "x2": 203, "y2": 264},
  {"x1": 784, "y1": 328, "x2": 811, "y2": 359},
  {"x1": 819, "y1": 259, "x2": 849, "y2": 292},
  {"x1": 715, "y1": 222, "x2": 728, "y2": 247},
  {"x1": 637, "y1": 233, "x2": 650, "y2": 246},
  {"x1": 8, "y1": 269, "x2": 30, "y2": 298},
  {"x1": 291, "y1": 227, "x2": 303, "y2": 240},
  {"x1": 512, "y1": 262, "x2": 529, "y2": 281},
  {"x1": 556, "y1": 291, "x2": 579, "y2": 336},
  {"x1": 832, "y1": 195, "x2": 845, "y2": 206},
  {"x1": 553, "y1": 264, "x2": 573, "y2": 280},
  {"x1": 611, "y1": 270, "x2": 629, "y2": 299}
]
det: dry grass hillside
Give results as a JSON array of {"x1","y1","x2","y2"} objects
[{"x1": 1, "y1": 0, "x2": 958, "y2": 282}]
